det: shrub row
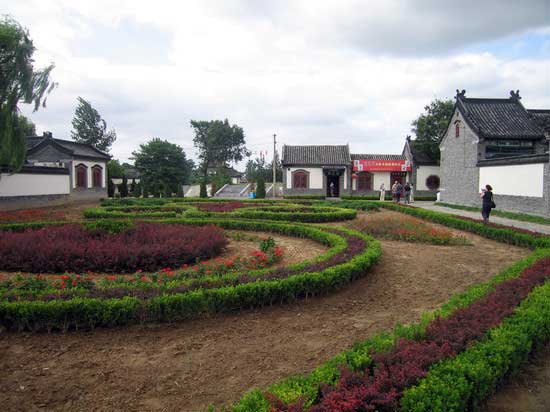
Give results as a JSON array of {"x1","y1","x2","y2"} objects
[
  {"x1": 348, "y1": 201, "x2": 550, "y2": 249},
  {"x1": 295, "y1": 257, "x2": 550, "y2": 411},
  {"x1": 1, "y1": 222, "x2": 348, "y2": 302},
  {"x1": 401, "y1": 278, "x2": 550, "y2": 411},
  {"x1": 230, "y1": 206, "x2": 357, "y2": 222},
  {"x1": 0, "y1": 223, "x2": 227, "y2": 273},
  {"x1": 283, "y1": 195, "x2": 326, "y2": 200},
  {"x1": 231, "y1": 248, "x2": 550, "y2": 412},
  {"x1": 341, "y1": 195, "x2": 437, "y2": 201},
  {"x1": 0, "y1": 221, "x2": 381, "y2": 331},
  {"x1": 83, "y1": 207, "x2": 178, "y2": 219},
  {"x1": 437, "y1": 202, "x2": 550, "y2": 226}
]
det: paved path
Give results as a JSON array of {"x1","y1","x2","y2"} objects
[{"x1": 411, "y1": 202, "x2": 550, "y2": 235}]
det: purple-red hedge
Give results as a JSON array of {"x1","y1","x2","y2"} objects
[
  {"x1": 270, "y1": 257, "x2": 550, "y2": 412},
  {"x1": 0, "y1": 223, "x2": 227, "y2": 273}
]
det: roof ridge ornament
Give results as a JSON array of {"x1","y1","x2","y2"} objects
[
  {"x1": 455, "y1": 89, "x2": 466, "y2": 99},
  {"x1": 510, "y1": 90, "x2": 521, "y2": 100}
]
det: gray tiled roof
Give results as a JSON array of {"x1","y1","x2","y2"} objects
[
  {"x1": 282, "y1": 145, "x2": 350, "y2": 165},
  {"x1": 528, "y1": 109, "x2": 550, "y2": 134},
  {"x1": 457, "y1": 94, "x2": 544, "y2": 140},
  {"x1": 351, "y1": 154, "x2": 405, "y2": 161},
  {"x1": 27, "y1": 135, "x2": 110, "y2": 160}
]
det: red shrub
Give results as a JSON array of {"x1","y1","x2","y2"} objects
[
  {"x1": 0, "y1": 209, "x2": 65, "y2": 223},
  {"x1": 196, "y1": 202, "x2": 247, "y2": 213},
  {"x1": 0, "y1": 223, "x2": 227, "y2": 273},
  {"x1": 271, "y1": 258, "x2": 550, "y2": 412}
]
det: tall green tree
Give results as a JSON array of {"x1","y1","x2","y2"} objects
[
  {"x1": 411, "y1": 98, "x2": 454, "y2": 162},
  {"x1": 0, "y1": 17, "x2": 57, "y2": 171},
  {"x1": 132, "y1": 138, "x2": 193, "y2": 198},
  {"x1": 71, "y1": 97, "x2": 116, "y2": 152},
  {"x1": 190, "y1": 119, "x2": 249, "y2": 181},
  {"x1": 245, "y1": 156, "x2": 282, "y2": 183}
]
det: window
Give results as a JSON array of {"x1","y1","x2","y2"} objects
[
  {"x1": 426, "y1": 175, "x2": 440, "y2": 191},
  {"x1": 485, "y1": 139, "x2": 535, "y2": 159},
  {"x1": 92, "y1": 165, "x2": 102, "y2": 188},
  {"x1": 455, "y1": 123, "x2": 460, "y2": 138},
  {"x1": 75, "y1": 164, "x2": 87, "y2": 188},
  {"x1": 357, "y1": 173, "x2": 373, "y2": 191},
  {"x1": 292, "y1": 171, "x2": 308, "y2": 189}
]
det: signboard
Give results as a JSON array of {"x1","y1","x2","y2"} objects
[{"x1": 353, "y1": 159, "x2": 411, "y2": 172}]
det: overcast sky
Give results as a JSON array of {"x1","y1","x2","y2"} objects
[{"x1": 5, "y1": 0, "x2": 550, "y2": 167}]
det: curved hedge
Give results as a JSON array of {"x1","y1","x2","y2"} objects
[
  {"x1": 0, "y1": 218, "x2": 381, "y2": 332},
  {"x1": 231, "y1": 248, "x2": 550, "y2": 412},
  {"x1": 86, "y1": 201, "x2": 357, "y2": 223}
]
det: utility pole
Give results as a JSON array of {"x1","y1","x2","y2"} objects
[{"x1": 272, "y1": 133, "x2": 277, "y2": 198}]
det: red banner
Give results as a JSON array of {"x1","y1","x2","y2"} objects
[{"x1": 353, "y1": 159, "x2": 411, "y2": 172}]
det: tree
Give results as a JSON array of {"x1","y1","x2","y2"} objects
[
  {"x1": 246, "y1": 155, "x2": 282, "y2": 183},
  {"x1": 256, "y1": 176, "x2": 266, "y2": 198},
  {"x1": 118, "y1": 175, "x2": 128, "y2": 197},
  {"x1": 71, "y1": 97, "x2": 116, "y2": 152},
  {"x1": 0, "y1": 17, "x2": 57, "y2": 171},
  {"x1": 191, "y1": 119, "x2": 249, "y2": 181},
  {"x1": 411, "y1": 99, "x2": 454, "y2": 162},
  {"x1": 199, "y1": 180, "x2": 208, "y2": 198},
  {"x1": 107, "y1": 178, "x2": 115, "y2": 197},
  {"x1": 132, "y1": 138, "x2": 193, "y2": 198},
  {"x1": 17, "y1": 114, "x2": 35, "y2": 136}
]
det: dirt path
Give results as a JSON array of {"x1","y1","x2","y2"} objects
[
  {"x1": 484, "y1": 344, "x2": 550, "y2": 412},
  {"x1": 0, "y1": 220, "x2": 528, "y2": 412}
]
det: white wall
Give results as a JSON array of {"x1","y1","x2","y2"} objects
[
  {"x1": 0, "y1": 173, "x2": 70, "y2": 197},
  {"x1": 416, "y1": 165, "x2": 441, "y2": 191},
  {"x1": 479, "y1": 163, "x2": 545, "y2": 198},
  {"x1": 71, "y1": 160, "x2": 107, "y2": 189},
  {"x1": 286, "y1": 167, "x2": 324, "y2": 189}
]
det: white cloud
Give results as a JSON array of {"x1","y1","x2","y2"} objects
[{"x1": 4, "y1": 0, "x2": 550, "y2": 167}]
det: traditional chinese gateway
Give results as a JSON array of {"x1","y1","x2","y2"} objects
[{"x1": 282, "y1": 140, "x2": 439, "y2": 198}]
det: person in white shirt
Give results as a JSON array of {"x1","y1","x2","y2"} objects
[{"x1": 379, "y1": 183, "x2": 386, "y2": 201}]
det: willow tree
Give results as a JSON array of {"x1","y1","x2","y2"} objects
[{"x1": 0, "y1": 17, "x2": 57, "y2": 171}]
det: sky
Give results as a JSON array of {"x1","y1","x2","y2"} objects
[{"x1": 5, "y1": 0, "x2": 550, "y2": 168}]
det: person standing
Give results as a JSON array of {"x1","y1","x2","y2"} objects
[
  {"x1": 391, "y1": 180, "x2": 398, "y2": 202},
  {"x1": 379, "y1": 183, "x2": 386, "y2": 201},
  {"x1": 404, "y1": 181, "x2": 411, "y2": 204},
  {"x1": 409, "y1": 183, "x2": 414, "y2": 203},
  {"x1": 396, "y1": 181, "x2": 403, "y2": 203},
  {"x1": 480, "y1": 184, "x2": 494, "y2": 224}
]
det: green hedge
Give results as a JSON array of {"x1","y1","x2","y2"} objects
[
  {"x1": 230, "y1": 206, "x2": 356, "y2": 222},
  {"x1": 341, "y1": 195, "x2": 437, "y2": 201},
  {"x1": 83, "y1": 207, "x2": 178, "y2": 219},
  {"x1": 283, "y1": 195, "x2": 326, "y2": 200},
  {"x1": 401, "y1": 280, "x2": 550, "y2": 412},
  {"x1": 0, "y1": 221, "x2": 381, "y2": 331},
  {"x1": 438, "y1": 202, "x2": 550, "y2": 226},
  {"x1": 232, "y1": 248, "x2": 550, "y2": 411}
]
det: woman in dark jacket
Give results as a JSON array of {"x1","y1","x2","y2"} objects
[{"x1": 480, "y1": 184, "x2": 494, "y2": 224}]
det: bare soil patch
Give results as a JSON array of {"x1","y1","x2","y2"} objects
[
  {"x1": 0, "y1": 213, "x2": 528, "y2": 412},
  {"x1": 484, "y1": 344, "x2": 550, "y2": 412}
]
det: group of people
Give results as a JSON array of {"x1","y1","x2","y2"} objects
[{"x1": 378, "y1": 181, "x2": 414, "y2": 204}]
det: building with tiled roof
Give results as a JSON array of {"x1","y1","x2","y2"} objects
[
  {"x1": 21, "y1": 132, "x2": 109, "y2": 203},
  {"x1": 282, "y1": 145, "x2": 351, "y2": 197},
  {"x1": 440, "y1": 90, "x2": 549, "y2": 217}
]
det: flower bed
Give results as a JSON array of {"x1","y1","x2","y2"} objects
[
  {"x1": 0, "y1": 222, "x2": 227, "y2": 273},
  {"x1": 335, "y1": 201, "x2": 550, "y2": 249},
  {"x1": 231, "y1": 249, "x2": 550, "y2": 412},
  {"x1": 0, "y1": 220, "x2": 381, "y2": 332},
  {"x1": 354, "y1": 213, "x2": 470, "y2": 245}
]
